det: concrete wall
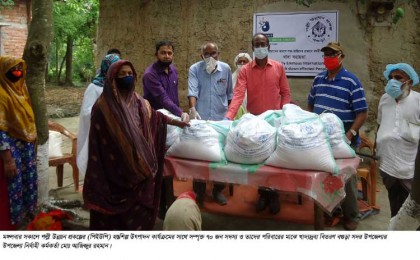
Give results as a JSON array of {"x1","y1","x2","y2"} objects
[
  {"x1": 97, "y1": 0, "x2": 420, "y2": 130},
  {"x1": 0, "y1": 0, "x2": 29, "y2": 57}
]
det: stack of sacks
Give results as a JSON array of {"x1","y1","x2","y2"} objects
[
  {"x1": 258, "y1": 110, "x2": 283, "y2": 128},
  {"x1": 157, "y1": 109, "x2": 181, "y2": 148},
  {"x1": 319, "y1": 112, "x2": 356, "y2": 158},
  {"x1": 166, "y1": 120, "x2": 230, "y2": 162},
  {"x1": 225, "y1": 114, "x2": 276, "y2": 164},
  {"x1": 265, "y1": 104, "x2": 339, "y2": 175}
]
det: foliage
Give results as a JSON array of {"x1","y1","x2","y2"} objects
[
  {"x1": 0, "y1": 0, "x2": 14, "y2": 9},
  {"x1": 48, "y1": 0, "x2": 98, "y2": 85}
]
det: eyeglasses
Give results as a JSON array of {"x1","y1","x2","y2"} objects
[
  {"x1": 322, "y1": 53, "x2": 341, "y2": 58},
  {"x1": 388, "y1": 75, "x2": 403, "y2": 80},
  {"x1": 203, "y1": 52, "x2": 218, "y2": 58}
]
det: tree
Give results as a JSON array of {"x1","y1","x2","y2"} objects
[
  {"x1": 23, "y1": 0, "x2": 54, "y2": 203},
  {"x1": 50, "y1": 0, "x2": 98, "y2": 85}
]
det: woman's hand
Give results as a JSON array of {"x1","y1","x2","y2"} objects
[{"x1": 0, "y1": 150, "x2": 17, "y2": 179}]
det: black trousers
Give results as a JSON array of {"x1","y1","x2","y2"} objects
[{"x1": 380, "y1": 170, "x2": 412, "y2": 217}]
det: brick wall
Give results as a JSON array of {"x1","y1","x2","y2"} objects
[{"x1": 0, "y1": 0, "x2": 29, "y2": 58}]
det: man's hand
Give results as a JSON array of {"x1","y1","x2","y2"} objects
[
  {"x1": 181, "y1": 112, "x2": 190, "y2": 123},
  {"x1": 189, "y1": 107, "x2": 201, "y2": 120}
]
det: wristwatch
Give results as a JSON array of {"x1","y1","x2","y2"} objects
[{"x1": 349, "y1": 129, "x2": 357, "y2": 136}]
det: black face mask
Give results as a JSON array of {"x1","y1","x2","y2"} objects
[
  {"x1": 5, "y1": 70, "x2": 23, "y2": 83},
  {"x1": 115, "y1": 75, "x2": 135, "y2": 90},
  {"x1": 157, "y1": 60, "x2": 172, "y2": 68}
]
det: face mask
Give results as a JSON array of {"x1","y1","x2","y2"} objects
[
  {"x1": 204, "y1": 57, "x2": 217, "y2": 74},
  {"x1": 236, "y1": 64, "x2": 243, "y2": 70},
  {"x1": 254, "y1": 47, "x2": 269, "y2": 60},
  {"x1": 385, "y1": 79, "x2": 410, "y2": 100},
  {"x1": 115, "y1": 75, "x2": 135, "y2": 90},
  {"x1": 157, "y1": 60, "x2": 172, "y2": 67},
  {"x1": 385, "y1": 79, "x2": 404, "y2": 99},
  {"x1": 5, "y1": 70, "x2": 23, "y2": 83},
  {"x1": 323, "y1": 56, "x2": 341, "y2": 71}
]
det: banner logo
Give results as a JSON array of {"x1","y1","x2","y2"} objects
[{"x1": 305, "y1": 15, "x2": 333, "y2": 43}]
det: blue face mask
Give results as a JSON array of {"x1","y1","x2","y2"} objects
[
  {"x1": 385, "y1": 79, "x2": 403, "y2": 99},
  {"x1": 115, "y1": 75, "x2": 135, "y2": 90}
]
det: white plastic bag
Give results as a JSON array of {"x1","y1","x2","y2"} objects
[
  {"x1": 225, "y1": 114, "x2": 276, "y2": 164},
  {"x1": 48, "y1": 130, "x2": 63, "y2": 158}
]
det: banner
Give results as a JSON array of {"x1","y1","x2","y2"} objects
[{"x1": 254, "y1": 11, "x2": 339, "y2": 76}]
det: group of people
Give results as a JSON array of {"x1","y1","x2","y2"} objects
[{"x1": 1, "y1": 32, "x2": 419, "y2": 231}]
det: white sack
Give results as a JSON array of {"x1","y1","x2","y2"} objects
[
  {"x1": 258, "y1": 110, "x2": 283, "y2": 128},
  {"x1": 225, "y1": 114, "x2": 276, "y2": 164},
  {"x1": 320, "y1": 113, "x2": 356, "y2": 158},
  {"x1": 166, "y1": 120, "x2": 226, "y2": 162},
  {"x1": 266, "y1": 117, "x2": 339, "y2": 175}
]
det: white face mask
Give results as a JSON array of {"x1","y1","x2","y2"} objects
[
  {"x1": 254, "y1": 47, "x2": 269, "y2": 60},
  {"x1": 204, "y1": 57, "x2": 217, "y2": 74},
  {"x1": 236, "y1": 64, "x2": 243, "y2": 70}
]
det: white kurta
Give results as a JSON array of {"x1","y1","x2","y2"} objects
[
  {"x1": 76, "y1": 83, "x2": 103, "y2": 177},
  {"x1": 376, "y1": 91, "x2": 420, "y2": 179}
]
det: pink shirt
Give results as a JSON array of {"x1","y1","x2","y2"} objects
[{"x1": 226, "y1": 59, "x2": 291, "y2": 119}]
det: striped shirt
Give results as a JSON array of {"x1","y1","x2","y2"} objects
[{"x1": 307, "y1": 68, "x2": 368, "y2": 124}]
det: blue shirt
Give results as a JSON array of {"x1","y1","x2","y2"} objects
[
  {"x1": 142, "y1": 62, "x2": 182, "y2": 116},
  {"x1": 308, "y1": 67, "x2": 368, "y2": 126},
  {"x1": 188, "y1": 60, "x2": 233, "y2": 120}
]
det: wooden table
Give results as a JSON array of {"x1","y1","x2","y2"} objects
[{"x1": 163, "y1": 156, "x2": 360, "y2": 230}]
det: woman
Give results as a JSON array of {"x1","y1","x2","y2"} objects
[
  {"x1": 83, "y1": 60, "x2": 189, "y2": 230},
  {"x1": 231, "y1": 53, "x2": 252, "y2": 120},
  {"x1": 0, "y1": 56, "x2": 37, "y2": 230},
  {"x1": 77, "y1": 54, "x2": 120, "y2": 177}
]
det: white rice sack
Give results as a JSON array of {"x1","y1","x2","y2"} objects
[
  {"x1": 266, "y1": 117, "x2": 339, "y2": 175},
  {"x1": 225, "y1": 114, "x2": 276, "y2": 164},
  {"x1": 157, "y1": 109, "x2": 181, "y2": 148},
  {"x1": 258, "y1": 110, "x2": 283, "y2": 128},
  {"x1": 280, "y1": 103, "x2": 318, "y2": 124},
  {"x1": 320, "y1": 113, "x2": 356, "y2": 158},
  {"x1": 48, "y1": 130, "x2": 63, "y2": 158},
  {"x1": 166, "y1": 120, "x2": 225, "y2": 162}
]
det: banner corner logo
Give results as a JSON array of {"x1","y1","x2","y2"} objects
[{"x1": 305, "y1": 15, "x2": 333, "y2": 43}]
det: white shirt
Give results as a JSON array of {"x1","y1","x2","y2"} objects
[
  {"x1": 376, "y1": 90, "x2": 420, "y2": 179},
  {"x1": 76, "y1": 83, "x2": 103, "y2": 177}
]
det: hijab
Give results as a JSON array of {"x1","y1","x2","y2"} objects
[
  {"x1": 0, "y1": 56, "x2": 36, "y2": 142},
  {"x1": 92, "y1": 54, "x2": 120, "y2": 87},
  {"x1": 95, "y1": 60, "x2": 157, "y2": 182}
]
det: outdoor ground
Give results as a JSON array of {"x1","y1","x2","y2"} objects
[{"x1": 45, "y1": 84, "x2": 86, "y2": 118}]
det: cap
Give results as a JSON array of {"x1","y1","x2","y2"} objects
[
  {"x1": 383, "y1": 63, "x2": 419, "y2": 86},
  {"x1": 321, "y1": 42, "x2": 344, "y2": 53}
]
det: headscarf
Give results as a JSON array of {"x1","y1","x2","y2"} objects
[
  {"x1": 0, "y1": 56, "x2": 36, "y2": 142},
  {"x1": 233, "y1": 53, "x2": 252, "y2": 68},
  {"x1": 95, "y1": 60, "x2": 157, "y2": 182},
  {"x1": 92, "y1": 54, "x2": 120, "y2": 87},
  {"x1": 384, "y1": 63, "x2": 419, "y2": 86}
]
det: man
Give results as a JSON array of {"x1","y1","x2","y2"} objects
[
  {"x1": 143, "y1": 41, "x2": 189, "y2": 120},
  {"x1": 188, "y1": 42, "x2": 233, "y2": 206},
  {"x1": 388, "y1": 139, "x2": 420, "y2": 230},
  {"x1": 307, "y1": 41, "x2": 368, "y2": 230},
  {"x1": 142, "y1": 41, "x2": 189, "y2": 218},
  {"x1": 376, "y1": 63, "x2": 420, "y2": 219},
  {"x1": 225, "y1": 33, "x2": 291, "y2": 215}
]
